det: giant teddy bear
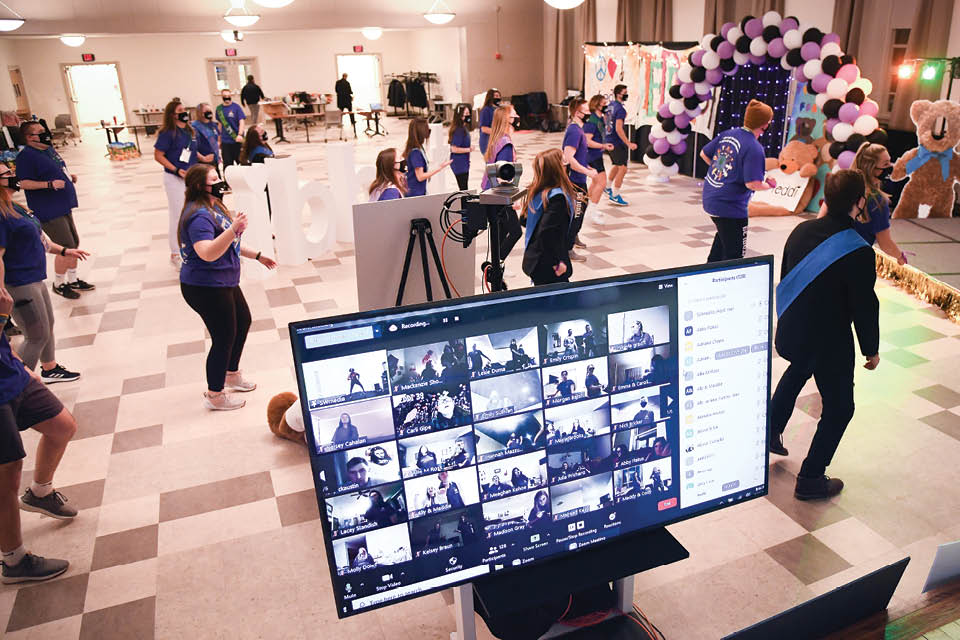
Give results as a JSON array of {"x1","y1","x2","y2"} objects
[
  {"x1": 748, "y1": 139, "x2": 822, "y2": 217},
  {"x1": 891, "y1": 99, "x2": 960, "y2": 219}
]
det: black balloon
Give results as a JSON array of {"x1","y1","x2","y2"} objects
[
  {"x1": 711, "y1": 35, "x2": 725, "y2": 51},
  {"x1": 840, "y1": 54, "x2": 856, "y2": 65},
  {"x1": 720, "y1": 57, "x2": 737, "y2": 72},
  {"x1": 867, "y1": 129, "x2": 888, "y2": 145},
  {"x1": 656, "y1": 113, "x2": 664, "y2": 122},
  {"x1": 766, "y1": 54, "x2": 779, "y2": 65},
  {"x1": 823, "y1": 99, "x2": 843, "y2": 119},
  {"x1": 669, "y1": 84, "x2": 682, "y2": 99},
  {"x1": 821, "y1": 55, "x2": 842, "y2": 76},
  {"x1": 736, "y1": 35, "x2": 752, "y2": 54},
  {"x1": 762, "y1": 25, "x2": 780, "y2": 43},
  {"x1": 786, "y1": 48, "x2": 805, "y2": 68},
  {"x1": 662, "y1": 152, "x2": 678, "y2": 166},
  {"x1": 691, "y1": 66, "x2": 707, "y2": 83},
  {"x1": 683, "y1": 96, "x2": 700, "y2": 110},
  {"x1": 645, "y1": 147, "x2": 660, "y2": 160},
  {"x1": 845, "y1": 133, "x2": 866, "y2": 152},
  {"x1": 786, "y1": 15, "x2": 799, "y2": 23},
  {"x1": 845, "y1": 88, "x2": 865, "y2": 105},
  {"x1": 829, "y1": 141, "x2": 845, "y2": 159},
  {"x1": 802, "y1": 28, "x2": 823, "y2": 44},
  {"x1": 677, "y1": 124, "x2": 692, "y2": 134},
  {"x1": 740, "y1": 15, "x2": 755, "y2": 30},
  {"x1": 662, "y1": 118, "x2": 676, "y2": 132}
]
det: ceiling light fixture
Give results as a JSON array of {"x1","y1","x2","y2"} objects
[
  {"x1": 361, "y1": 26, "x2": 383, "y2": 40},
  {"x1": 250, "y1": 0, "x2": 294, "y2": 7},
  {"x1": 424, "y1": 0, "x2": 455, "y2": 24},
  {"x1": 224, "y1": 0, "x2": 260, "y2": 27},
  {"x1": 60, "y1": 35, "x2": 86, "y2": 47},
  {"x1": 0, "y1": 0, "x2": 24, "y2": 31},
  {"x1": 221, "y1": 29, "x2": 244, "y2": 43},
  {"x1": 543, "y1": 0, "x2": 586, "y2": 8}
]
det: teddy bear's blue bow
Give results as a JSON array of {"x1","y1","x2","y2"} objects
[{"x1": 905, "y1": 144, "x2": 953, "y2": 182}]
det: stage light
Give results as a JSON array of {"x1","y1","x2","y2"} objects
[
  {"x1": 361, "y1": 27, "x2": 383, "y2": 40},
  {"x1": 60, "y1": 35, "x2": 86, "y2": 47},
  {"x1": 544, "y1": 0, "x2": 586, "y2": 8},
  {"x1": 921, "y1": 62, "x2": 939, "y2": 81},
  {"x1": 898, "y1": 63, "x2": 914, "y2": 79},
  {"x1": 424, "y1": 0, "x2": 455, "y2": 24}
]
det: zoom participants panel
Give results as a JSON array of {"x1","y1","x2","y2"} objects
[{"x1": 676, "y1": 264, "x2": 770, "y2": 509}]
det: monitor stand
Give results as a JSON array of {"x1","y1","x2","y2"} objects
[{"x1": 449, "y1": 526, "x2": 689, "y2": 640}]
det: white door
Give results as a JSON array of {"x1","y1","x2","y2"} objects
[
  {"x1": 208, "y1": 58, "x2": 259, "y2": 102},
  {"x1": 65, "y1": 63, "x2": 126, "y2": 126},
  {"x1": 336, "y1": 54, "x2": 383, "y2": 110}
]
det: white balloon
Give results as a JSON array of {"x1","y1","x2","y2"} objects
[
  {"x1": 702, "y1": 51, "x2": 720, "y2": 70},
  {"x1": 666, "y1": 130, "x2": 684, "y2": 145},
  {"x1": 678, "y1": 63, "x2": 693, "y2": 84},
  {"x1": 852, "y1": 77, "x2": 873, "y2": 96},
  {"x1": 701, "y1": 34, "x2": 716, "y2": 50},
  {"x1": 669, "y1": 99, "x2": 685, "y2": 115},
  {"x1": 734, "y1": 51, "x2": 750, "y2": 65},
  {"x1": 749, "y1": 38, "x2": 768, "y2": 57},
  {"x1": 827, "y1": 77, "x2": 849, "y2": 99},
  {"x1": 646, "y1": 155, "x2": 664, "y2": 172},
  {"x1": 803, "y1": 59, "x2": 822, "y2": 80},
  {"x1": 667, "y1": 162, "x2": 680, "y2": 175},
  {"x1": 781, "y1": 56, "x2": 794, "y2": 71},
  {"x1": 832, "y1": 122, "x2": 853, "y2": 142},
  {"x1": 762, "y1": 10, "x2": 782, "y2": 27},
  {"x1": 853, "y1": 114, "x2": 879, "y2": 136},
  {"x1": 815, "y1": 92, "x2": 828, "y2": 108},
  {"x1": 820, "y1": 42, "x2": 843, "y2": 59},
  {"x1": 783, "y1": 29, "x2": 802, "y2": 50},
  {"x1": 650, "y1": 123, "x2": 665, "y2": 139},
  {"x1": 694, "y1": 82, "x2": 710, "y2": 94},
  {"x1": 726, "y1": 26, "x2": 743, "y2": 44}
]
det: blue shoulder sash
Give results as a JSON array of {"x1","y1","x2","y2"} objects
[{"x1": 776, "y1": 228, "x2": 868, "y2": 317}]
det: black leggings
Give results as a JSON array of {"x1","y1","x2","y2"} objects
[
  {"x1": 707, "y1": 216, "x2": 748, "y2": 262},
  {"x1": 454, "y1": 173, "x2": 469, "y2": 191},
  {"x1": 180, "y1": 283, "x2": 251, "y2": 392}
]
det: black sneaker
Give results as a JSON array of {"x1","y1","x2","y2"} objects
[
  {"x1": 794, "y1": 475, "x2": 844, "y2": 501},
  {"x1": 770, "y1": 432, "x2": 788, "y2": 456},
  {"x1": 69, "y1": 279, "x2": 95, "y2": 292},
  {"x1": 20, "y1": 488, "x2": 78, "y2": 519},
  {"x1": 52, "y1": 283, "x2": 80, "y2": 299},
  {"x1": 40, "y1": 365, "x2": 81, "y2": 384},
  {"x1": 1, "y1": 553, "x2": 69, "y2": 584}
]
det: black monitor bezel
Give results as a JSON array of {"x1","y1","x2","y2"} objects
[{"x1": 289, "y1": 255, "x2": 774, "y2": 618}]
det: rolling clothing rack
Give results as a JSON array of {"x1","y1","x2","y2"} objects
[{"x1": 384, "y1": 71, "x2": 438, "y2": 119}]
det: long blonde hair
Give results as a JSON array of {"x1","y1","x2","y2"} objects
[
  {"x1": 521, "y1": 149, "x2": 577, "y2": 219},
  {"x1": 0, "y1": 166, "x2": 21, "y2": 219},
  {"x1": 853, "y1": 142, "x2": 890, "y2": 206},
  {"x1": 484, "y1": 105, "x2": 514, "y2": 163}
]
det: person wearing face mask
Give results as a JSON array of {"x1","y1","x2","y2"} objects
[
  {"x1": 769, "y1": 169, "x2": 880, "y2": 500},
  {"x1": 699, "y1": 99, "x2": 776, "y2": 263},
  {"x1": 606, "y1": 84, "x2": 638, "y2": 206},
  {"x1": 846, "y1": 143, "x2": 906, "y2": 265},
  {"x1": 403, "y1": 118, "x2": 451, "y2": 198},
  {"x1": 583, "y1": 95, "x2": 614, "y2": 222},
  {"x1": 192, "y1": 103, "x2": 221, "y2": 175},
  {"x1": 14, "y1": 122, "x2": 92, "y2": 299},
  {"x1": 238, "y1": 125, "x2": 274, "y2": 165},
  {"x1": 562, "y1": 98, "x2": 597, "y2": 262},
  {"x1": 368, "y1": 148, "x2": 407, "y2": 202},
  {"x1": 216, "y1": 89, "x2": 246, "y2": 168},
  {"x1": 521, "y1": 149, "x2": 576, "y2": 286},
  {"x1": 632, "y1": 397, "x2": 654, "y2": 424},
  {"x1": 154, "y1": 100, "x2": 199, "y2": 268},
  {"x1": 478, "y1": 89, "x2": 501, "y2": 156},
  {"x1": 0, "y1": 166, "x2": 85, "y2": 383},
  {"x1": 448, "y1": 105, "x2": 474, "y2": 191},
  {"x1": 480, "y1": 105, "x2": 519, "y2": 191},
  {"x1": 177, "y1": 164, "x2": 277, "y2": 411}
]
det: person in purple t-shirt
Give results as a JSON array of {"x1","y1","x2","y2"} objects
[
  {"x1": 699, "y1": 99, "x2": 776, "y2": 262},
  {"x1": 478, "y1": 89, "x2": 501, "y2": 156},
  {"x1": 606, "y1": 84, "x2": 637, "y2": 206},
  {"x1": 448, "y1": 105, "x2": 474, "y2": 191},
  {"x1": 562, "y1": 98, "x2": 597, "y2": 262},
  {"x1": 404, "y1": 118, "x2": 451, "y2": 198},
  {"x1": 177, "y1": 165, "x2": 276, "y2": 411}
]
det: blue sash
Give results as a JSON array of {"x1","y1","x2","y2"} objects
[
  {"x1": 524, "y1": 188, "x2": 574, "y2": 248},
  {"x1": 776, "y1": 228, "x2": 868, "y2": 317},
  {"x1": 252, "y1": 145, "x2": 274, "y2": 160}
]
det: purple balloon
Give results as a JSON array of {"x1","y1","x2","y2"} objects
[
  {"x1": 837, "y1": 150, "x2": 856, "y2": 169},
  {"x1": 706, "y1": 68, "x2": 723, "y2": 85},
  {"x1": 838, "y1": 102, "x2": 860, "y2": 123},
  {"x1": 674, "y1": 113, "x2": 691, "y2": 128},
  {"x1": 691, "y1": 49, "x2": 705, "y2": 66},
  {"x1": 825, "y1": 118, "x2": 839, "y2": 134},
  {"x1": 722, "y1": 63, "x2": 739, "y2": 76},
  {"x1": 653, "y1": 138, "x2": 671, "y2": 154},
  {"x1": 720, "y1": 21, "x2": 736, "y2": 39},
  {"x1": 801, "y1": 42, "x2": 820, "y2": 61},
  {"x1": 821, "y1": 32, "x2": 841, "y2": 46},
  {"x1": 697, "y1": 92, "x2": 712, "y2": 103},
  {"x1": 680, "y1": 82, "x2": 696, "y2": 98},
  {"x1": 793, "y1": 67, "x2": 807, "y2": 82},
  {"x1": 658, "y1": 102, "x2": 672, "y2": 118},
  {"x1": 717, "y1": 41, "x2": 735, "y2": 59},
  {"x1": 744, "y1": 18, "x2": 763, "y2": 39},
  {"x1": 748, "y1": 54, "x2": 766, "y2": 66},
  {"x1": 779, "y1": 17, "x2": 798, "y2": 35},
  {"x1": 767, "y1": 38, "x2": 786, "y2": 58},
  {"x1": 811, "y1": 73, "x2": 831, "y2": 94},
  {"x1": 671, "y1": 141, "x2": 688, "y2": 155}
]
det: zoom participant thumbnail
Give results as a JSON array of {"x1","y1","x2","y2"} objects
[
  {"x1": 474, "y1": 411, "x2": 543, "y2": 462},
  {"x1": 478, "y1": 450, "x2": 548, "y2": 501},
  {"x1": 608, "y1": 345, "x2": 674, "y2": 393},
  {"x1": 608, "y1": 305, "x2": 670, "y2": 353},
  {"x1": 409, "y1": 505, "x2": 483, "y2": 557},
  {"x1": 318, "y1": 441, "x2": 401, "y2": 497},
  {"x1": 482, "y1": 489, "x2": 552, "y2": 542},
  {"x1": 310, "y1": 397, "x2": 396, "y2": 455},
  {"x1": 397, "y1": 425, "x2": 475, "y2": 479},
  {"x1": 547, "y1": 435, "x2": 613, "y2": 484},
  {"x1": 332, "y1": 523, "x2": 413, "y2": 576},
  {"x1": 387, "y1": 340, "x2": 468, "y2": 393},
  {"x1": 610, "y1": 386, "x2": 673, "y2": 430},
  {"x1": 541, "y1": 316, "x2": 608, "y2": 366},
  {"x1": 542, "y1": 357, "x2": 609, "y2": 407},
  {"x1": 542, "y1": 397, "x2": 610, "y2": 446},
  {"x1": 614, "y1": 460, "x2": 673, "y2": 503},
  {"x1": 405, "y1": 468, "x2": 481, "y2": 520},
  {"x1": 612, "y1": 422, "x2": 672, "y2": 469},
  {"x1": 326, "y1": 482, "x2": 407, "y2": 539},
  {"x1": 471, "y1": 369, "x2": 543, "y2": 422},
  {"x1": 465, "y1": 327, "x2": 540, "y2": 379},
  {"x1": 302, "y1": 350, "x2": 390, "y2": 409},
  {"x1": 550, "y1": 473, "x2": 613, "y2": 521},
  {"x1": 392, "y1": 382, "x2": 472, "y2": 437}
]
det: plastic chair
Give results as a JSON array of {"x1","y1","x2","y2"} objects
[{"x1": 51, "y1": 114, "x2": 77, "y2": 146}]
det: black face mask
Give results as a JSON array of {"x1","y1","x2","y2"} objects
[
  {"x1": 222, "y1": 97, "x2": 232, "y2": 103},
  {"x1": 209, "y1": 181, "x2": 229, "y2": 200},
  {"x1": 397, "y1": 160, "x2": 408, "y2": 173},
  {"x1": 261, "y1": 133, "x2": 269, "y2": 143},
  {"x1": 0, "y1": 175, "x2": 20, "y2": 191},
  {"x1": 620, "y1": 93, "x2": 629, "y2": 102},
  {"x1": 877, "y1": 166, "x2": 893, "y2": 181},
  {"x1": 177, "y1": 112, "x2": 190, "y2": 123},
  {"x1": 203, "y1": 111, "x2": 214, "y2": 120},
  {"x1": 511, "y1": 116, "x2": 521, "y2": 129},
  {"x1": 463, "y1": 116, "x2": 472, "y2": 125},
  {"x1": 37, "y1": 132, "x2": 53, "y2": 146},
  {"x1": 492, "y1": 98, "x2": 501, "y2": 106}
]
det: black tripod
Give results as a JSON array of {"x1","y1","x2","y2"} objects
[{"x1": 396, "y1": 218, "x2": 452, "y2": 307}]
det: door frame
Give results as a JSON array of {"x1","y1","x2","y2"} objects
[
  {"x1": 334, "y1": 52, "x2": 385, "y2": 108},
  {"x1": 8, "y1": 66, "x2": 29, "y2": 118},
  {"x1": 59, "y1": 61, "x2": 131, "y2": 129},
  {"x1": 205, "y1": 57, "x2": 261, "y2": 103}
]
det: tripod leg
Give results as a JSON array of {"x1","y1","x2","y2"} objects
[
  {"x1": 396, "y1": 227, "x2": 418, "y2": 306},
  {"x1": 426, "y1": 226, "x2": 452, "y2": 298},
  {"x1": 418, "y1": 225, "x2": 433, "y2": 302}
]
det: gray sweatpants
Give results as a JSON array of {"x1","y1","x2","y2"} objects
[{"x1": 8, "y1": 280, "x2": 55, "y2": 370}]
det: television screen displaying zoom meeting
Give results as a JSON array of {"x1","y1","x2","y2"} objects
[{"x1": 290, "y1": 257, "x2": 773, "y2": 618}]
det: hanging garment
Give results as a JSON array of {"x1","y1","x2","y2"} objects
[
  {"x1": 407, "y1": 79, "x2": 428, "y2": 109},
  {"x1": 388, "y1": 80, "x2": 407, "y2": 108}
]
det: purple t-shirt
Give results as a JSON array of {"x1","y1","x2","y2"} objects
[
  {"x1": 853, "y1": 196, "x2": 891, "y2": 246},
  {"x1": 216, "y1": 102, "x2": 246, "y2": 144},
  {"x1": 154, "y1": 127, "x2": 198, "y2": 175},
  {"x1": 608, "y1": 101, "x2": 628, "y2": 148},
  {"x1": 179, "y1": 206, "x2": 241, "y2": 287},
  {"x1": 379, "y1": 187, "x2": 402, "y2": 201},
  {"x1": 478, "y1": 106, "x2": 495, "y2": 155},
  {"x1": 406, "y1": 148, "x2": 428, "y2": 197},
  {"x1": 583, "y1": 114, "x2": 605, "y2": 163},
  {"x1": 562, "y1": 123, "x2": 589, "y2": 186},
  {"x1": 15, "y1": 146, "x2": 78, "y2": 222},
  {"x1": 701, "y1": 127, "x2": 765, "y2": 219},
  {"x1": 0, "y1": 203, "x2": 46, "y2": 286},
  {"x1": 0, "y1": 331, "x2": 29, "y2": 405},
  {"x1": 450, "y1": 127, "x2": 471, "y2": 175}
]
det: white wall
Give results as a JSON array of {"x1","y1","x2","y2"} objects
[
  {"x1": 0, "y1": 38, "x2": 19, "y2": 113},
  {"x1": 674, "y1": 0, "x2": 705, "y2": 41},
  {"x1": 944, "y1": 0, "x2": 960, "y2": 98},
  {"x1": 408, "y1": 28, "x2": 462, "y2": 104},
  {"x1": 596, "y1": 0, "x2": 618, "y2": 43}
]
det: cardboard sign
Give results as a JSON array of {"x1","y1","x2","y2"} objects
[{"x1": 749, "y1": 168, "x2": 809, "y2": 211}]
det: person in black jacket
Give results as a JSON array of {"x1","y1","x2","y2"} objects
[
  {"x1": 770, "y1": 170, "x2": 880, "y2": 501},
  {"x1": 521, "y1": 149, "x2": 577, "y2": 286},
  {"x1": 335, "y1": 73, "x2": 355, "y2": 127},
  {"x1": 240, "y1": 75, "x2": 265, "y2": 124}
]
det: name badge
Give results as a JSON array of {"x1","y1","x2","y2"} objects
[{"x1": 179, "y1": 147, "x2": 191, "y2": 163}]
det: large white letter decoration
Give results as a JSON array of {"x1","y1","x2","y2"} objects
[
  {"x1": 266, "y1": 155, "x2": 337, "y2": 266},
  {"x1": 428, "y1": 122, "x2": 450, "y2": 194},
  {"x1": 324, "y1": 141, "x2": 358, "y2": 243},
  {"x1": 223, "y1": 163, "x2": 274, "y2": 282}
]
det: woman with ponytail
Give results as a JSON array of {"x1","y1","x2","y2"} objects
[{"x1": 521, "y1": 149, "x2": 578, "y2": 286}]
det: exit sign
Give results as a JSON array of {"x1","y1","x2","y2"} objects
[
  {"x1": 225, "y1": 48, "x2": 237, "y2": 56},
  {"x1": 81, "y1": 53, "x2": 95, "y2": 62},
  {"x1": 353, "y1": 45, "x2": 363, "y2": 53}
]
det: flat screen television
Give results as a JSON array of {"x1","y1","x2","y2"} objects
[{"x1": 290, "y1": 256, "x2": 773, "y2": 618}]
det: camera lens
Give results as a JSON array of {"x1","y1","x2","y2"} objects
[{"x1": 497, "y1": 164, "x2": 516, "y2": 182}]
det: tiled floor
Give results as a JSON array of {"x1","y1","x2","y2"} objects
[{"x1": 3, "y1": 118, "x2": 960, "y2": 639}]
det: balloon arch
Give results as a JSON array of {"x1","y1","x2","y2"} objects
[{"x1": 644, "y1": 11, "x2": 886, "y2": 179}]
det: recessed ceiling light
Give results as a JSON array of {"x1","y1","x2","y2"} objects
[
  {"x1": 424, "y1": 0, "x2": 455, "y2": 24},
  {"x1": 0, "y1": 0, "x2": 24, "y2": 31},
  {"x1": 361, "y1": 27, "x2": 383, "y2": 40},
  {"x1": 60, "y1": 35, "x2": 86, "y2": 47},
  {"x1": 221, "y1": 29, "x2": 244, "y2": 43}
]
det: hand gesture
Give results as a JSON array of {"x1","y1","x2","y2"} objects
[
  {"x1": 70, "y1": 174, "x2": 78, "y2": 184},
  {"x1": 442, "y1": 159, "x2": 453, "y2": 169},
  {"x1": 258, "y1": 254, "x2": 278, "y2": 269},
  {"x1": 51, "y1": 179, "x2": 66, "y2": 190},
  {"x1": 65, "y1": 248, "x2": 90, "y2": 261},
  {"x1": 765, "y1": 177, "x2": 777, "y2": 188},
  {"x1": 553, "y1": 262, "x2": 568, "y2": 277},
  {"x1": 628, "y1": 142, "x2": 638, "y2": 151},
  {"x1": 586, "y1": 168, "x2": 598, "y2": 179},
  {"x1": 0, "y1": 286, "x2": 12, "y2": 316},
  {"x1": 232, "y1": 212, "x2": 249, "y2": 235},
  {"x1": 864, "y1": 354, "x2": 880, "y2": 370},
  {"x1": 177, "y1": 169, "x2": 187, "y2": 178}
]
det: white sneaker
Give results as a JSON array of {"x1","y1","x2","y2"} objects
[
  {"x1": 225, "y1": 371, "x2": 257, "y2": 392},
  {"x1": 203, "y1": 392, "x2": 246, "y2": 411},
  {"x1": 593, "y1": 212, "x2": 607, "y2": 225}
]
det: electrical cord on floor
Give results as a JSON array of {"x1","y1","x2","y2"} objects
[
  {"x1": 632, "y1": 604, "x2": 665, "y2": 639},
  {"x1": 440, "y1": 218, "x2": 463, "y2": 297}
]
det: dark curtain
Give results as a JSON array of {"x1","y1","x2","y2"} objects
[
  {"x1": 890, "y1": 0, "x2": 954, "y2": 130},
  {"x1": 616, "y1": 0, "x2": 673, "y2": 42},
  {"x1": 713, "y1": 62, "x2": 791, "y2": 157},
  {"x1": 703, "y1": 0, "x2": 785, "y2": 34},
  {"x1": 831, "y1": 0, "x2": 867, "y2": 59}
]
